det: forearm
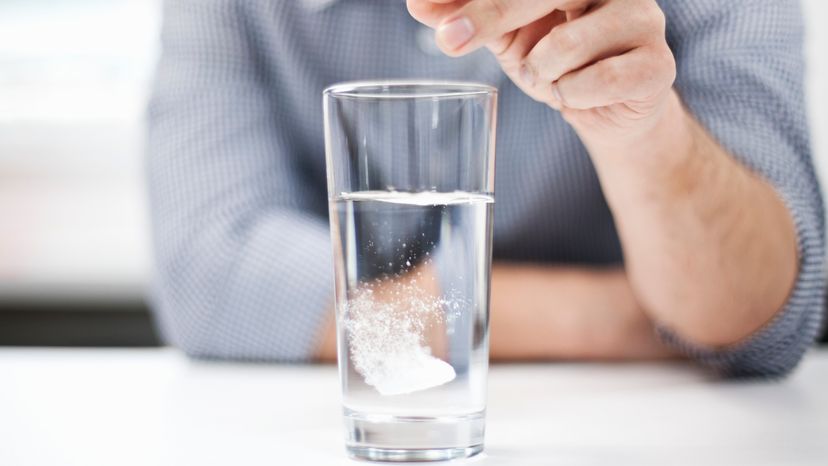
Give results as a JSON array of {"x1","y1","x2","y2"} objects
[
  {"x1": 489, "y1": 264, "x2": 675, "y2": 360},
  {"x1": 580, "y1": 91, "x2": 799, "y2": 347},
  {"x1": 152, "y1": 209, "x2": 334, "y2": 361},
  {"x1": 315, "y1": 308, "x2": 338, "y2": 363},
  {"x1": 316, "y1": 264, "x2": 676, "y2": 362}
]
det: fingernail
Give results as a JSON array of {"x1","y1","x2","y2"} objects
[{"x1": 437, "y1": 16, "x2": 475, "y2": 50}]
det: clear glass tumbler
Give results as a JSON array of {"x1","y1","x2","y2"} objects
[{"x1": 323, "y1": 81, "x2": 497, "y2": 462}]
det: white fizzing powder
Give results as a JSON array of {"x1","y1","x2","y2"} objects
[
  {"x1": 344, "y1": 280, "x2": 456, "y2": 396},
  {"x1": 336, "y1": 191, "x2": 493, "y2": 396}
]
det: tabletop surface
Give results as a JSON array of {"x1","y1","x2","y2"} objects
[{"x1": 2, "y1": 348, "x2": 827, "y2": 466}]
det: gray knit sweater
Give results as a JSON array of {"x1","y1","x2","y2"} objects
[{"x1": 147, "y1": 0, "x2": 825, "y2": 376}]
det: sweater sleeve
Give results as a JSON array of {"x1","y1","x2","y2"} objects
[
  {"x1": 655, "y1": 0, "x2": 825, "y2": 377},
  {"x1": 146, "y1": 0, "x2": 332, "y2": 361}
]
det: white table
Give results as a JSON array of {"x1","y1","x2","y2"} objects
[{"x1": 2, "y1": 348, "x2": 826, "y2": 466}]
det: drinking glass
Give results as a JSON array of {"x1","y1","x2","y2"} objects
[{"x1": 323, "y1": 81, "x2": 497, "y2": 462}]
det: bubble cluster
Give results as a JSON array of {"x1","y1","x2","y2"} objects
[{"x1": 343, "y1": 274, "x2": 457, "y2": 396}]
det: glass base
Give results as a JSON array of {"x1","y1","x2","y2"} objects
[
  {"x1": 343, "y1": 409, "x2": 485, "y2": 462},
  {"x1": 347, "y1": 445, "x2": 482, "y2": 462}
]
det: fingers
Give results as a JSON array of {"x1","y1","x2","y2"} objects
[
  {"x1": 485, "y1": 13, "x2": 568, "y2": 103},
  {"x1": 433, "y1": 0, "x2": 582, "y2": 56},
  {"x1": 410, "y1": 0, "x2": 676, "y2": 116},
  {"x1": 522, "y1": 0, "x2": 664, "y2": 86},
  {"x1": 406, "y1": 0, "x2": 465, "y2": 29},
  {"x1": 487, "y1": 12, "x2": 564, "y2": 69},
  {"x1": 553, "y1": 44, "x2": 676, "y2": 110}
]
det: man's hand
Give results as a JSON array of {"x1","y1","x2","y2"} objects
[
  {"x1": 408, "y1": 0, "x2": 799, "y2": 349},
  {"x1": 407, "y1": 0, "x2": 676, "y2": 142}
]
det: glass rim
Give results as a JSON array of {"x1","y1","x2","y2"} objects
[{"x1": 324, "y1": 80, "x2": 497, "y2": 100}]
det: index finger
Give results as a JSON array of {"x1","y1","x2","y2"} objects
[
  {"x1": 435, "y1": 0, "x2": 586, "y2": 56},
  {"x1": 406, "y1": 0, "x2": 466, "y2": 29}
]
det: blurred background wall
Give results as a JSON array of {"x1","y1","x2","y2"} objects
[
  {"x1": 0, "y1": 0, "x2": 826, "y2": 346},
  {"x1": 0, "y1": 0, "x2": 157, "y2": 345}
]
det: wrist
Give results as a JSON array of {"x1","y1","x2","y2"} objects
[{"x1": 584, "y1": 90, "x2": 702, "y2": 206}]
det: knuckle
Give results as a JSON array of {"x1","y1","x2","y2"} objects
[
  {"x1": 647, "y1": 45, "x2": 675, "y2": 76},
  {"x1": 640, "y1": 1, "x2": 666, "y2": 33},
  {"x1": 600, "y1": 59, "x2": 625, "y2": 89},
  {"x1": 660, "y1": 47, "x2": 677, "y2": 84},
  {"x1": 490, "y1": 30, "x2": 519, "y2": 58}
]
